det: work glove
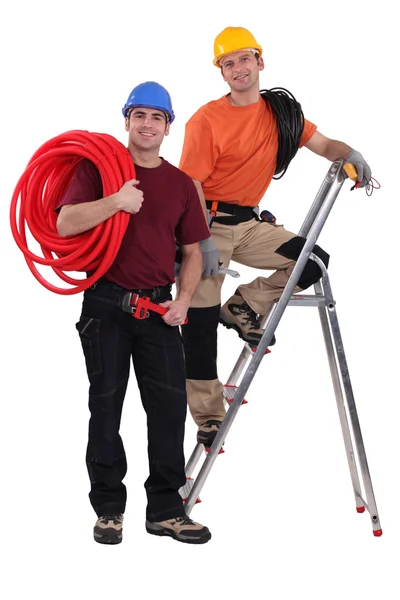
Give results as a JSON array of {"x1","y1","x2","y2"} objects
[
  {"x1": 199, "y1": 237, "x2": 221, "y2": 277},
  {"x1": 345, "y1": 150, "x2": 371, "y2": 188}
]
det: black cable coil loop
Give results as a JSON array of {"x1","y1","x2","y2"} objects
[{"x1": 260, "y1": 87, "x2": 304, "y2": 179}]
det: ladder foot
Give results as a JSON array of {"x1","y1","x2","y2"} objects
[
  {"x1": 373, "y1": 529, "x2": 383, "y2": 537},
  {"x1": 356, "y1": 506, "x2": 365, "y2": 513}
]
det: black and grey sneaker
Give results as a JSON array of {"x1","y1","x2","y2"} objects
[
  {"x1": 146, "y1": 515, "x2": 211, "y2": 544},
  {"x1": 220, "y1": 290, "x2": 276, "y2": 347},
  {"x1": 93, "y1": 514, "x2": 123, "y2": 545},
  {"x1": 197, "y1": 419, "x2": 222, "y2": 446}
]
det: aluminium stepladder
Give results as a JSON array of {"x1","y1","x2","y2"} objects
[{"x1": 179, "y1": 158, "x2": 382, "y2": 537}]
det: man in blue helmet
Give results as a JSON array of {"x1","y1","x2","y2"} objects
[{"x1": 56, "y1": 82, "x2": 212, "y2": 545}]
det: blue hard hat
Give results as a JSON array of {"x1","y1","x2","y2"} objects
[{"x1": 122, "y1": 81, "x2": 175, "y2": 123}]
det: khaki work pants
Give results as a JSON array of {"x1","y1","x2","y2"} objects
[{"x1": 181, "y1": 217, "x2": 303, "y2": 427}]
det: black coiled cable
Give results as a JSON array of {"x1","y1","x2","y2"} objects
[{"x1": 260, "y1": 87, "x2": 304, "y2": 179}]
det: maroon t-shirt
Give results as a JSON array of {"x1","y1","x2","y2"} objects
[{"x1": 56, "y1": 158, "x2": 210, "y2": 289}]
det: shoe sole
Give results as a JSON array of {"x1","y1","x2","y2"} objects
[
  {"x1": 93, "y1": 527, "x2": 122, "y2": 545},
  {"x1": 145, "y1": 521, "x2": 211, "y2": 544},
  {"x1": 219, "y1": 315, "x2": 276, "y2": 347},
  {"x1": 197, "y1": 435, "x2": 225, "y2": 449},
  {"x1": 219, "y1": 315, "x2": 262, "y2": 345},
  {"x1": 197, "y1": 432, "x2": 218, "y2": 446}
]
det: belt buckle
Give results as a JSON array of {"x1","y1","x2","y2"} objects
[
  {"x1": 122, "y1": 292, "x2": 135, "y2": 314},
  {"x1": 122, "y1": 292, "x2": 150, "y2": 319}
]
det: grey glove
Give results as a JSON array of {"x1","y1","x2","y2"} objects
[
  {"x1": 345, "y1": 150, "x2": 371, "y2": 188},
  {"x1": 199, "y1": 236, "x2": 221, "y2": 276}
]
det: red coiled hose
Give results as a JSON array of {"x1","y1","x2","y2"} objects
[{"x1": 10, "y1": 130, "x2": 135, "y2": 294}]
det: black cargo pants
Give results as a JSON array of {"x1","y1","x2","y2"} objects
[{"x1": 76, "y1": 279, "x2": 187, "y2": 522}]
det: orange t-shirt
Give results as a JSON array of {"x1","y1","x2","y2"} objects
[{"x1": 179, "y1": 95, "x2": 317, "y2": 207}]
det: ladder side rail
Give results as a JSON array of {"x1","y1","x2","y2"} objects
[
  {"x1": 297, "y1": 159, "x2": 345, "y2": 238},
  {"x1": 318, "y1": 261, "x2": 381, "y2": 530},
  {"x1": 184, "y1": 443, "x2": 204, "y2": 478},
  {"x1": 312, "y1": 275, "x2": 364, "y2": 506},
  {"x1": 225, "y1": 346, "x2": 253, "y2": 386}
]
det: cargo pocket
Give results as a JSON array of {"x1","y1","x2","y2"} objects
[{"x1": 75, "y1": 317, "x2": 102, "y2": 377}]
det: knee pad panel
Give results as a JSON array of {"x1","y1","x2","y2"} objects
[{"x1": 275, "y1": 236, "x2": 330, "y2": 289}]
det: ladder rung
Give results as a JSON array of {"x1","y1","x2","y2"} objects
[
  {"x1": 224, "y1": 384, "x2": 248, "y2": 404},
  {"x1": 288, "y1": 294, "x2": 331, "y2": 307},
  {"x1": 179, "y1": 478, "x2": 201, "y2": 504}
]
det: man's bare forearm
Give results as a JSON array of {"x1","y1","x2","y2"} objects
[
  {"x1": 177, "y1": 245, "x2": 202, "y2": 305},
  {"x1": 305, "y1": 131, "x2": 352, "y2": 162},
  {"x1": 57, "y1": 194, "x2": 120, "y2": 237},
  {"x1": 322, "y1": 139, "x2": 352, "y2": 161}
]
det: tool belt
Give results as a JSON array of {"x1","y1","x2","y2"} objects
[{"x1": 206, "y1": 200, "x2": 259, "y2": 226}]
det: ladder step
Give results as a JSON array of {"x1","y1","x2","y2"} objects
[
  {"x1": 179, "y1": 478, "x2": 201, "y2": 504},
  {"x1": 224, "y1": 384, "x2": 248, "y2": 404},
  {"x1": 288, "y1": 294, "x2": 330, "y2": 307}
]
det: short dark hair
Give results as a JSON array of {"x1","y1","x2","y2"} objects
[{"x1": 127, "y1": 107, "x2": 169, "y2": 124}]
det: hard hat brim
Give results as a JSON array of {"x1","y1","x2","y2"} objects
[
  {"x1": 213, "y1": 46, "x2": 262, "y2": 67},
  {"x1": 123, "y1": 103, "x2": 175, "y2": 123}
]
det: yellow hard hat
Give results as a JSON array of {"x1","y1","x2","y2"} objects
[{"x1": 213, "y1": 27, "x2": 263, "y2": 67}]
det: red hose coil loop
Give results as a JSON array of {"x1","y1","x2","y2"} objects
[{"x1": 10, "y1": 130, "x2": 135, "y2": 295}]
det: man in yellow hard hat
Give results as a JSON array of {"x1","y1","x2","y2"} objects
[{"x1": 178, "y1": 26, "x2": 372, "y2": 447}]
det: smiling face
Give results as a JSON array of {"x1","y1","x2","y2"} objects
[
  {"x1": 125, "y1": 106, "x2": 170, "y2": 152},
  {"x1": 220, "y1": 50, "x2": 264, "y2": 93}
]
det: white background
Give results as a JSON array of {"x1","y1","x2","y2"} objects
[{"x1": 1, "y1": 1, "x2": 399, "y2": 598}]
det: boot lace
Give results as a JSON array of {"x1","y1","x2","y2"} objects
[
  {"x1": 174, "y1": 516, "x2": 195, "y2": 526},
  {"x1": 237, "y1": 303, "x2": 261, "y2": 331},
  {"x1": 203, "y1": 420, "x2": 222, "y2": 429},
  {"x1": 100, "y1": 514, "x2": 123, "y2": 525}
]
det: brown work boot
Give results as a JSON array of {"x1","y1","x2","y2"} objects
[
  {"x1": 93, "y1": 514, "x2": 123, "y2": 545},
  {"x1": 197, "y1": 419, "x2": 222, "y2": 447},
  {"x1": 220, "y1": 290, "x2": 276, "y2": 347},
  {"x1": 146, "y1": 515, "x2": 211, "y2": 544}
]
